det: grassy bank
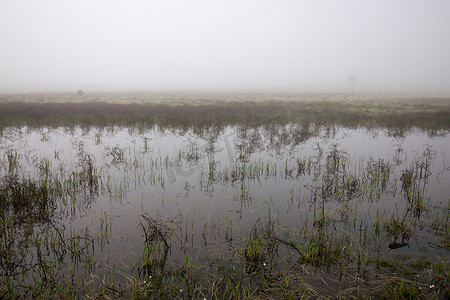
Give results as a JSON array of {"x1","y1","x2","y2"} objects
[{"x1": 0, "y1": 93, "x2": 449, "y2": 133}]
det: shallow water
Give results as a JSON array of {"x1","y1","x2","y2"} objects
[{"x1": 1, "y1": 123, "x2": 449, "y2": 288}]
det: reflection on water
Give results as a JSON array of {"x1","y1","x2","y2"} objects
[{"x1": 1, "y1": 122, "x2": 449, "y2": 296}]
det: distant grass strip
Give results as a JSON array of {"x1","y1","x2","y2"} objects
[{"x1": 0, "y1": 96, "x2": 449, "y2": 132}]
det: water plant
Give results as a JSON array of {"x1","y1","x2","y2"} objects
[
  {"x1": 138, "y1": 213, "x2": 171, "y2": 276},
  {"x1": 400, "y1": 146, "x2": 434, "y2": 213}
]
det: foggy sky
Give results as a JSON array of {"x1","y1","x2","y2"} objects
[{"x1": 1, "y1": 0, "x2": 449, "y2": 93}]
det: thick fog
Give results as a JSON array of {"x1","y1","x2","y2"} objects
[{"x1": 1, "y1": 0, "x2": 449, "y2": 93}]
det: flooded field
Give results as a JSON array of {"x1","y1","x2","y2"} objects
[{"x1": 0, "y1": 94, "x2": 449, "y2": 299}]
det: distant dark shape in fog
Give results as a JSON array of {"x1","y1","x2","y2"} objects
[{"x1": 1, "y1": 0, "x2": 449, "y2": 93}]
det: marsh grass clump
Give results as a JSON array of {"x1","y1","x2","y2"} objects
[
  {"x1": 243, "y1": 236, "x2": 266, "y2": 273},
  {"x1": 376, "y1": 257, "x2": 414, "y2": 275},
  {"x1": 5, "y1": 151, "x2": 21, "y2": 174},
  {"x1": 401, "y1": 168, "x2": 424, "y2": 212},
  {"x1": 409, "y1": 256, "x2": 432, "y2": 270},
  {"x1": 242, "y1": 216, "x2": 279, "y2": 274},
  {"x1": 430, "y1": 200, "x2": 450, "y2": 249},
  {"x1": 431, "y1": 257, "x2": 450, "y2": 293},
  {"x1": 63, "y1": 154, "x2": 101, "y2": 203},
  {"x1": 362, "y1": 158, "x2": 392, "y2": 199},
  {"x1": 379, "y1": 279, "x2": 426, "y2": 300},
  {"x1": 295, "y1": 157, "x2": 312, "y2": 177},
  {"x1": 105, "y1": 145, "x2": 124, "y2": 165},
  {"x1": 138, "y1": 212, "x2": 180, "y2": 277},
  {"x1": 0, "y1": 175, "x2": 62, "y2": 224},
  {"x1": 382, "y1": 210, "x2": 412, "y2": 244},
  {"x1": 305, "y1": 144, "x2": 368, "y2": 207},
  {"x1": 183, "y1": 141, "x2": 201, "y2": 164},
  {"x1": 400, "y1": 167, "x2": 427, "y2": 212},
  {"x1": 295, "y1": 231, "x2": 352, "y2": 267},
  {"x1": 325, "y1": 144, "x2": 347, "y2": 175},
  {"x1": 78, "y1": 153, "x2": 100, "y2": 192},
  {"x1": 400, "y1": 145, "x2": 434, "y2": 212}
]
